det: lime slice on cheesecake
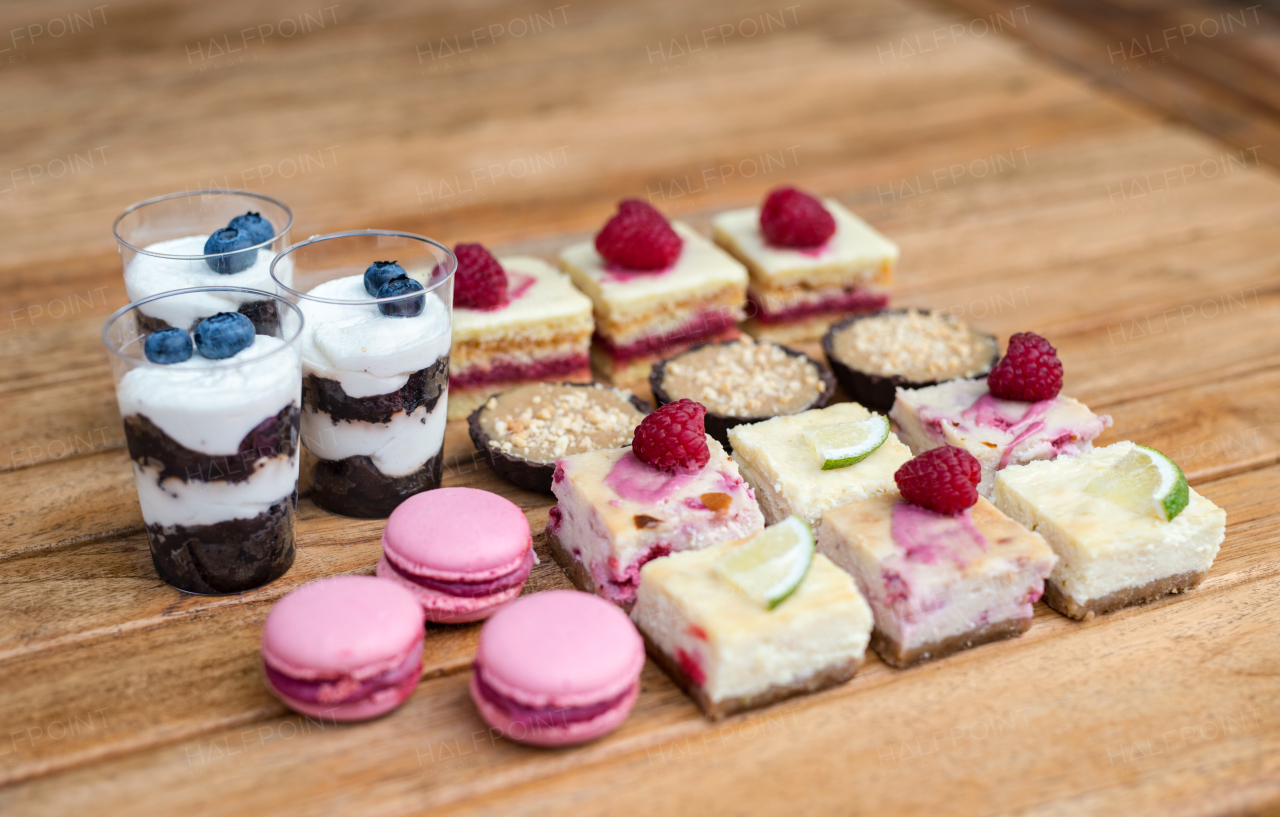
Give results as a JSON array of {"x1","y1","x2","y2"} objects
[
  {"x1": 803, "y1": 414, "x2": 891, "y2": 471},
  {"x1": 1084, "y1": 444, "x2": 1189, "y2": 522},
  {"x1": 713, "y1": 516, "x2": 815, "y2": 609}
]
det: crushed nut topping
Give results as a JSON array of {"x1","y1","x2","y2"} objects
[
  {"x1": 833, "y1": 310, "x2": 995, "y2": 381},
  {"x1": 480, "y1": 383, "x2": 644, "y2": 463},
  {"x1": 660, "y1": 339, "x2": 824, "y2": 417}
]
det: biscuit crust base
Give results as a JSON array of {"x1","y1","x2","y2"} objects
[
  {"x1": 546, "y1": 529, "x2": 635, "y2": 612},
  {"x1": 871, "y1": 617, "x2": 1031, "y2": 669},
  {"x1": 1044, "y1": 570, "x2": 1208, "y2": 621},
  {"x1": 642, "y1": 631, "x2": 860, "y2": 721}
]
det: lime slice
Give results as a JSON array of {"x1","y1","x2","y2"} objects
[
  {"x1": 1084, "y1": 444, "x2": 1189, "y2": 522},
  {"x1": 803, "y1": 414, "x2": 891, "y2": 471},
  {"x1": 713, "y1": 516, "x2": 815, "y2": 609}
]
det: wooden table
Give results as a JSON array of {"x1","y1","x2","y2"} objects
[{"x1": 2, "y1": 0, "x2": 1278, "y2": 813}]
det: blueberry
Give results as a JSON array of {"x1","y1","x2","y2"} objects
[
  {"x1": 193, "y1": 312, "x2": 255, "y2": 359},
  {"x1": 377, "y1": 276, "x2": 425, "y2": 318},
  {"x1": 226, "y1": 211, "x2": 275, "y2": 245},
  {"x1": 203, "y1": 228, "x2": 258, "y2": 274},
  {"x1": 143, "y1": 327, "x2": 193, "y2": 364},
  {"x1": 364, "y1": 260, "x2": 406, "y2": 297}
]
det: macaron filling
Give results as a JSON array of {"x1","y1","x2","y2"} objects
[
  {"x1": 265, "y1": 640, "x2": 423, "y2": 705},
  {"x1": 384, "y1": 549, "x2": 535, "y2": 598},
  {"x1": 472, "y1": 665, "x2": 633, "y2": 727}
]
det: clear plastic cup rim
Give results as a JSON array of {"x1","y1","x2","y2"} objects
[
  {"x1": 269, "y1": 229, "x2": 457, "y2": 306},
  {"x1": 112, "y1": 189, "x2": 294, "y2": 260}
]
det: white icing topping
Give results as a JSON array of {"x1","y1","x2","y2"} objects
[
  {"x1": 131, "y1": 457, "x2": 297, "y2": 527},
  {"x1": 452, "y1": 256, "x2": 592, "y2": 337},
  {"x1": 301, "y1": 399, "x2": 447, "y2": 477}
]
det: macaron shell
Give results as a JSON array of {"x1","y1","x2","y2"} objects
[
  {"x1": 269, "y1": 669, "x2": 421, "y2": 723},
  {"x1": 383, "y1": 487, "x2": 532, "y2": 581},
  {"x1": 262, "y1": 575, "x2": 425, "y2": 680},
  {"x1": 470, "y1": 675, "x2": 638, "y2": 747},
  {"x1": 376, "y1": 554, "x2": 524, "y2": 624},
  {"x1": 476, "y1": 590, "x2": 645, "y2": 709}
]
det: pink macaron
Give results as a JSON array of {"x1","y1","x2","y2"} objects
[
  {"x1": 261, "y1": 575, "x2": 425, "y2": 722},
  {"x1": 470, "y1": 590, "x2": 645, "y2": 747},
  {"x1": 377, "y1": 487, "x2": 536, "y2": 624}
]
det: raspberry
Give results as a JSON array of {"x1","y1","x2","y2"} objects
[
  {"x1": 453, "y1": 242, "x2": 508, "y2": 310},
  {"x1": 594, "y1": 199, "x2": 683, "y2": 270},
  {"x1": 632, "y1": 398, "x2": 710, "y2": 472},
  {"x1": 894, "y1": 446, "x2": 981, "y2": 515},
  {"x1": 759, "y1": 187, "x2": 836, "y2": 249},
  {"x1": 987, "y1": 332, "x2": 1063, "y2": 402}
]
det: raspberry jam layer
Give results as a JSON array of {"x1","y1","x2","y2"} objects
[
  {"x1": 450, "y1": 353, "x2": 590, "y2": 390},
  {"x1": 749, "y1": 289, "x2": 889, "y2": 324},
  {"x1": 595, "y1": 309, "x2": 739, "y2": 363},
  {"x1": 385, "y1": 549, "x2": 534, "y2": 598},
  {"x1": 266, "y1": 642, "x2": 423, "y2": 705},
  {"x1": 472, "y1": 666, "x2": 632, "y2": 727}
]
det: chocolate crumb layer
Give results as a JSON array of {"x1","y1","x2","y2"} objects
[
  {"x1": 146, "y1": 492, "x2": 297, "y2": 595},
  {"x1": 870, "y1": 616, "x2": 1030, "y2": 668},
  {"x1": 311, "y1": 451, "x2": 444, "y2": 518},
  {"x1": 136, "y1": 298, "x2": 281, "y2": 336},
  {"x1": 304, "y1": 356, "x2": 448, "y2": 425},
  {"x1": 124, "y1": 405, "x2": 300, "y2": 484},
  {"x1": 1043, "y1": 570, "x2": 1207, "y2": 621}
]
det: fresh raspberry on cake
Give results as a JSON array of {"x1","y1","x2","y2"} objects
[
  {"x1": 454, "y1": 242, "x2": 509, "y2": 310},
  {"x1": 895, "y1": 445, "x2": 981, "y2": 515},
  {"x1": 594, "y1": 199, "x2": 683, "y2": 271},
  {"x1": 632, "y1": 398, "x2": 710, "y2": 472},
  {"x1": 759, "y1": 187, "x2": 836, "y2": 249},
  {"x1": 987, "y1": 331, "x2": 1063, "y2": 402}
]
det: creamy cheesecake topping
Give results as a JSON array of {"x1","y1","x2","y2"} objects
[
  {"x1": 832, "y1": 310, "x2": 995, "y2": 382},
  {"x1": 480, "y1": 382, "x2": 644, "y2": 462},
  {"x1": 660, "y1": 340, "x2": 824, "y2": 417}
]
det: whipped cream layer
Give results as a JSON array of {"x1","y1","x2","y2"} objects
[
  {"x1": 302, "y1": 398, "x2": 447, "y2": 477},
  {"x1": 133, "y1": 456, "x2": 296, "y2": 527},
  {"x1": 125, "y1": 235, "x2": 286, "y2": 329}
]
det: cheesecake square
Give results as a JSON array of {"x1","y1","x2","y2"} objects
[
  {"x1": 559, "y1": 222, "x2": 748, "y2": 384},
  {"x1": 449, "y1": 256, "x2": 594, "y2": 419},
  {"x1": 992, "y1": 442, "x2": 1226, "y2": 620},
  {"x1": 890, "y1": 378, "x2": 1111, "y2": 497},
  {"x1": 819, "y1": 495, "x2": 1057, "y2": 667},
  {"x1": 727, "y1": 402, "x2": 911, "y2": 535},
  {"x1": 546, "y1": 436, "x2": 764, "y2": 608},
  {"x1": 712, "y1": 199, "x2": 896, "y2": 342},
  {"x1": 631, "y1": 539, "x2": 872, "y2": 719}
]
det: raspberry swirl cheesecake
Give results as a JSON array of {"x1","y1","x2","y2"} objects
[
  {"x1": 448, "y1": 243, "x2": 594, "y2": 420},
  {"x1": 890, "y1": 332, "x2": 1111, "y2": 496},
  {"x1": 547, "y1": 399, "x2": 764, "y2": 608},
  {"x1": 712, "y1": 187, "x2": 897, "y2": 343},
  {"x1": 559, "y1": 200, "x2": 749, "y2": 385}
]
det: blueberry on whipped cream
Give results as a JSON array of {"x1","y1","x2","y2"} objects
[
  {"x1": 194, "y1": 312, "x2": 255, "y2": 359},
  {"x1": 144, "y1": 327, "x2": 194, "y2": 364},
  {"x1": 227, "y1": 211, "x2": 275, "y2": 245},
  {"x1": 364, "y1": 260, "x2": 407, "y2": 297},
  {"x1": 377, "y1": 276, "x2": 425, "y2": 318},
  {"x1": 203, "y1": 228, "x2": 257, "y2": 274}
]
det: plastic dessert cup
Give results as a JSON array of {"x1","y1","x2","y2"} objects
[
  {"x1": 270, "y1": 231, "x2": 456, "y2": 518},
  {"x1": 262, "y1": 575, "x2": 426, "y2": 722},
  {"x1": 102, "y1": 287, "x2": 304, "y2": 594},
  {"x1": 377, "y1": 487, "x2": 536, "y2": 623},
  {"x1": 114, "y1": 190, "x2": 293, "y2": 334},
  {"x1": 470, "y1": 590, "x2": 645, "y2": 747}
]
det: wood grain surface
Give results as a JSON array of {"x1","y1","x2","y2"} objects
[{"x1": 1, "y1": 0, "x2": 1278, "y2": 814}]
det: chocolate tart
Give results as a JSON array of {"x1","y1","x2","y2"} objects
[
  {"x1": 822, "y1": 309, "x2": 998, "y2": 413},
  {"x1": 468, "y1": 382, "x2": 648, "y2": 494},
  {"x1": 649, "y1": 339, "x2": 835, "y2": 449}
]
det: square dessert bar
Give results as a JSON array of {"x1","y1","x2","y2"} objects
[
  {"x1": 632, "y1": 540, "x2": 872, "y2": 719},
  {"x1": 727, "y1": 402, "x2": 911, "y2": 535},
  {"x1": 449, "y1": 256, "x2": 594, "y2": 419},
  {"x1": 993, "y1": 442, "x2": 1226, "y2": 620},
  {"x1": 819, "y1": 495, "x2": 1057, "y2": 667},
  {"x1": 890, "y1": 378, "x2": 1111, "y2": 497},
  {"x1": 546, "y1": 436, "x2": 764, "y2": 608},
  {"x1": 713, "y1": 199, "x2": 897, "y2": 343},
  {"x1": 559, "y1": 222, "x2": 748, "y2": 384}
]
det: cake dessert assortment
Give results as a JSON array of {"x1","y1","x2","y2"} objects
[
  {"x1": 105, "y1": 291, "x2": 304, "y2": 595},
  {"x1": 261, "y1": 576, "x2": 426, "y2": 722},
  {"x1": 993, "y1": 441, "x2": 1226, "y2": 620},
  {"x1": 712, "y1": 187, "x2": 897, "y2": 342},
  {"x1": 823, "y1": 309, "x2": 998, "y2": 412},
  {"x1": 377, "y1": 488, "x2": 536, "y2": 623},
  {"x1": 890, "y1": 332, "x2": 1111, "y2": 496},
  {"x1": 448, "y1": 243, "x2": 595, "y2": 420},
  {"x1": 559, "y1": 199, "x2": 749, "y2": 384},
  {"x1": 649, "y1": 338, "x2": 835, "y2": 448},
  {"x1": 727, "y1": 402, "x2": 912, "y2": 536},
  {"x1": 470, "y1": 590, "x2": 645, "y2": 746},
  {"x1": 546, "y1": 399, "x2": 765, "y2": 608},
  {"x1": 632, "y1": 516, "x2": 873, "y2": 719},
  {"x1": 468, "y1": 381, "x2": 648, "y2": 493},
  {"x1": 114, "y1": 190, "x2": 293, "y2": 334},
  {"x1": 819, "y1": 446, "x2": 1057, "y2": 667}
]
